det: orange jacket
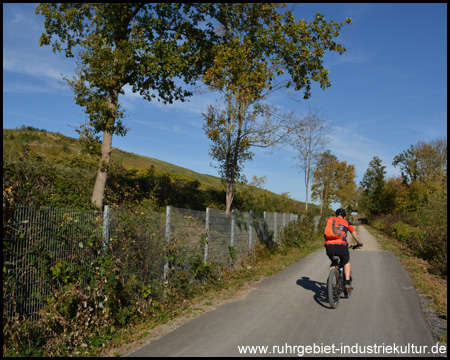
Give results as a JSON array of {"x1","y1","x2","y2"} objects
[{"x1": 324, "y1": 216, "x2": 355, "y2": 245}]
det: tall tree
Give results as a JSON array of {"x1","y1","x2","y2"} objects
[
  {"x1": 203, "y1": 100, "x2": 291, "y2": 213},
  {"x1": 393, "y1": 137, "x2": 447, "y2": 185},
  {"x1": 311, "y1": 151, "x2": 356, "y2": 214},
  {"x1": 311, "y1": 151, "x2": 339, "y2": 214},
  {"x1": 288, "y1": 107, "x2": 331, "y2": 211},
  {"x1": 359, "y1": 156, "x2": 386, "y2": 216},
  {"x1": 333, "y1": 161, "x2": 358, "y2": 212},
  {"x1": 392, "y1": 137, "x2": 447, "y2": 212},
  {"x1": 36, "y1": 3, "x2": 218, "y2": 209},
  {"x1": 202, "y1": 4, "x2": 352, "y2": 213}
]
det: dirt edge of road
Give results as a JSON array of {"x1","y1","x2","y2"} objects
[
  {"x1": 417, "y1": 289, "x2": 447, "y2": 348},
  {"x1": 102, "y1": 279, "x2": 262, "y2": 357}
]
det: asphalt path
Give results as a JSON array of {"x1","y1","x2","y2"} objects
[{"x1": 127, "y1": 226, "x2": 443, "y2": 357}]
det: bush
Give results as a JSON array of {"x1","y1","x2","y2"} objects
[
  {"x1": 3, "y1": 228, "x2": 167, "y2": 357},
  {"x1": 391, "y1": 221, "x2": 426, "y2": 260},
  {"x1": 392, "y1": 221, "x2": 424, "y2": 244},
  {"x1": 190, "y1": 254, "x2": 220, "y2": 283},
  {"x1": 414, "y1": 193, "x2": 447, "y2": 276},
  {"x1": 3, "y1": 146, "x2": 94, "y2": 209},
  {"x1": 280, "y1": 212, "x2": 315, "y2": 249},
  {"x1": 371, "y1": 205, "x2": 446, "y2": 277},
  {"x1": 371, "y1": 212, "x2": 414, "y2": 238}
]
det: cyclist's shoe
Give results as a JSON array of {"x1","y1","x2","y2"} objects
[{"x1": 344, "y1": 280, "x2": 353, "y2": 290}]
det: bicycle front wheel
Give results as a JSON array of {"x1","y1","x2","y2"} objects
[{"x1": 328, "y1": 268, "x2": 340, "y2": 309}]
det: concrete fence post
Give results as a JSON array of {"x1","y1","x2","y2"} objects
[
  {"x1": 164, "y1": 206, "x2": 171, "y2": 282},
  {"x1": 204, "y1": 207, "x2": 210, "y2": 261},
  {"x1": 263, "y1": 211, "x2": 267, "y2": 243},
  {"x1": 231, "y1": 209, "x2": 235, "y2": 247},
  {"x1": 249, "y1": 210, "x2": 253, "y2": 252},
  {"x1": 102, "y1": 205, "x2": 110, "y2": 252},
  {"x1": 274, "y1": 212, "x2": 278, "y2": 242}
]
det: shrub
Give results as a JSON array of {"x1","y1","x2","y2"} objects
[
  {"x1": 414, "y1": 193, "x2": 447, "y2": 276},
  {"x1": 190, "y1": 254, "x2": 220, "y2": 283},
  {"x1": 280, "y1": 212, "x2": 315, "y2": 249},
  {"x1": 371, "y1": 212, "x2": 414, "y2": 238},
  {"x1": 391, "y1": 221, "x2": 426, "y2": 261},
  {"x1": 371, "y1": 205, "x2": 446, "y2": 277},
  {"x1": 392, "y1": 221, "x2": 424, "y2": 244}
]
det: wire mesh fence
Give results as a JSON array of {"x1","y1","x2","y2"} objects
[
  {"x1": 108, "y1": 207, "x2": 167, "y2": 296},
  {"x1": 3, "y1": 206, "x2": 103, "y2": 323},
  {"x1": 3, "y1": 205, "x2": 299, "y2": 324}
]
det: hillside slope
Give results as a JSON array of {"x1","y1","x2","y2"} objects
[{"x1": 3, "y1": 127, "x2": 311, "y2": 213}]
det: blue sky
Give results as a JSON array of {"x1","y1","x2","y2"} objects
[{"x1": 3, "y1": 3, "x2": 447, "y2": 208}]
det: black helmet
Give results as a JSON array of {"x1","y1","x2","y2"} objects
[{"x1": 335, "y1": 208, "x2": 346, "y2": 217}]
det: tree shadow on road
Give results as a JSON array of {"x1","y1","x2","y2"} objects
[{"x1": 296, "y1": 277, "x2": 329, "y2": 309}]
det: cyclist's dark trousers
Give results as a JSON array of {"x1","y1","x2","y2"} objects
[{"x1": 326, "y1": 244, "x2": 350, "y2": 266}]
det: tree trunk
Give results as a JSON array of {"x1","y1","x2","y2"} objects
[
  {"x1": 225, "y1": 101, "x2": 245, "y2": 214},
  {"x1": 91, "y1": 129, "x2": 113, "y2": 209},
  {"x1": 91, "y1": 91, "x2": 118, "y2": 209},
  {"x1": 305, "y1": 169, "x2": 309, "y2": 212},
  {"x1": 225, "y1": 181, "x2": 234, "y2": 214},
  {"x1": 225, "y1": 152, "x2": 237, "y2": 214},
  {"x1": 305, "y1": 190, "x2": 309, "y2": 211}
]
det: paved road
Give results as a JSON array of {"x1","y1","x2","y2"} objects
[{"x1": 128, "y1": 226, "x2": 442, "y2": 357}]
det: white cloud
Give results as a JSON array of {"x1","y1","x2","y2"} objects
[
  {"x1": 339, "y1": 3, "x2": 374, "y2": 20},
  {"x1": 132, "y1": 119, "x2": 181, "y2": 133},
  {"x1": 3, "y1": 4, "x2": 76, "y2": 93},
  {"x1": 4, "y1": 4, "x2": 42, "y2": 34},
  {"x1": 3, "y1": 53, "x2": 67, "y2": 81},
  {"x1": 335, "y1": 52, "x2": 370, "y2": 65},
  {"x1": 328, "y1": 126, "x2": 399, "y2": 178},
  {"x1": 3, "y1": 82, "x2": 56, "y2": 94},
  {"x1": 149, "y1": 90, "x2": 220, "y2": 115},
  {"x1": 121, "y1": 83, "x2": 221, "y2": 117}
]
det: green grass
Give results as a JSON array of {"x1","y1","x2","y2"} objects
[
  {"x1": 110, "y1": 148, "x2": 223, "y2": 189},
  {"x1": 3, "y1": 127, "x2": 311, "y2": 212}
]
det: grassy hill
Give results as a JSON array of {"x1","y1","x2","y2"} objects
[{"x1": 3, "y1": 126, "x2": 313, "y2": 213}]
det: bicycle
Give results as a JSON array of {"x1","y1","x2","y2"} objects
[{"x1": 327, "y1": 244, "x2": 362, "y2": 309}]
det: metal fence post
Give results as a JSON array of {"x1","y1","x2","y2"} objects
[
  {"x1": 274, "y1": 212, "x2": 277, "y2": 242},
  {"x1": 204, "y1": 207, "x2": 210, "y2": 261},
  {"x1": 231, "y1": 209, "x2": 235, "y2": 247},
  {"x1": 263, "y1": 211, "x2": 267, "y2": 243},
  {"x1": 102, "y1": 205, "x2": 110, "y2": 252},
  {"x1": 314, "y1": 215, "x2": 320, "y2": 233},
  {"x1": 249, "y1": 210, "x2": 253, "y2": 252},
  {"x1": 164, "y1": 206, "x2": 171, "y2": 282}
]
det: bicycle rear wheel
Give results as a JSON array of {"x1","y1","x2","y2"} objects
[{"x1": 327, "y1": 268, "x2": 340, "y2": 309}]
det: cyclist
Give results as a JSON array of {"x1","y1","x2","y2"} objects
[{"x1": 325, "y1": 208, "x2": 362, "y2": 290}]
